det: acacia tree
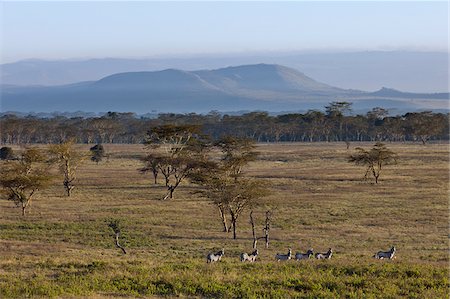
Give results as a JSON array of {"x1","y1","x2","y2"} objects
[
  {"x1": 143, "y1": 125, "x2": 210, "y2": 200},
  {"x1": 194, "y1": 168, "x2": 268, "y2": 239},
  {"x1": 193, "y1": 136, "x2": 269, "y2": 239},
  {"x1": 0, "y1": 148, "x2": 52, "y2": 216},
  {"x1": 49, "y1": 140, "x2": 86, "y2": 196},
  {"x1": 349, "y1": 142, "x2": 397, "y2": 184}
]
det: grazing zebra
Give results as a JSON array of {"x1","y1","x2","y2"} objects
[
  {"x1": 295, "y1": 249, "x2": 314, "y2": 260},
  {"x1": 275, "y1": 248, "x2": 292, "y2": 261},
  {"x1": 373, "y1": 246, "x2": 396, "y2": 259},
  {"x1": 207, "y1": 248, "x2": 224, "y2": 263},
  {"x1": 315, "y1": 248, "x2": 333, "y2": 259},
  {"x1": 240, "y1": 249, "x2": 259, "y2": 262}
]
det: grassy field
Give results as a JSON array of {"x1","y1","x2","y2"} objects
[{"x1": 0, "y1": 142, "x2": 448, "y2": 298}]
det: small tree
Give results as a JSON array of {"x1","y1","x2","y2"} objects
[
  {"x1": 49, "y1": 140, "x2": 86, "y2": 196},
  {"x1": 90, "y1": 144, "x2": 105, "y2": 164},
  {"x1": 349, "y1": 142, "x2": 397, "y2": 184},
  {"x1": 0, "y1": 148, "x2": 52, "y2": 216}
]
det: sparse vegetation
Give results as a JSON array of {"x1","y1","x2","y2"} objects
[{"x1": 0, "y1": 142, "x2": 447, "y2": 298}]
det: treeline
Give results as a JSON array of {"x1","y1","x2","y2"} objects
[{"x1": 1, "y1": 103, "x2": 448, "y2": 145}]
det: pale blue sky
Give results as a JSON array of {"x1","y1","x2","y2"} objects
[{"x1": 1, "y1": 1, "x2": 448, "y2": 63}]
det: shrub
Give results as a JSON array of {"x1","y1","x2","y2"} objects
[
  {"x1": 90, "y1": 144, "x2": 105, "y2": 164},
  {"x1": 0, "y1": 147, "x2": 14, "y2": 160}
]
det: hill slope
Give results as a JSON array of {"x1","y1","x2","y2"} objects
[{"x1": 1, "y1": 64, "x2": 448, "y2": 113}]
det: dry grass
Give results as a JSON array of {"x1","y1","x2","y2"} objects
[{"x1": 0, "y1": 142, "x2": 448, "y2": 298}]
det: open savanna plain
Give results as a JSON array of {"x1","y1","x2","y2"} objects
[{"x1": 0, "y1": 142, "x2": 448, "y2": 298}]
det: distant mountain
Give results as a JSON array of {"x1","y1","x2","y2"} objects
[
  {"x1": 1, "y1": 51, "x2": 448, "y2": 92},
  {"x1": 1, "y1": 64, "x2": 448, "y2": 113},
  {"x1": 368, "y1": 87, "x2": 449, "y2": 100}
]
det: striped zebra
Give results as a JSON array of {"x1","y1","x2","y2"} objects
[
  {"x1": 315, "y1": 248, "x2": 333, "y2": 259},
  {"x1": 275, "y1": 248, "x2": 292, "y2": 261},
  {"x1": 207, "y1": 248, "x2": 224, "y2": 263},
  {"x1": 373, "y1": 246, "x2": 396, "y2": 259},
  {"x1": 240, "y1": 249, "x2": 258, "y2": 262},
  {"x1": 295, "y1": 249, "x2": 314, "y2": 260}
]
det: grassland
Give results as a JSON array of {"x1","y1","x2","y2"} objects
[{"x1": 0, "y1": 142, "x2": 448, "y2": 298}]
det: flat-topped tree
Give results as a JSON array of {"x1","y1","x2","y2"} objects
[
  {"x1": 349, "y1": 142, "x2": 397, "y2": 184},
  {"x1": 0, "y1": 147, "x2": 52, "y2": 216},
  {"x1": 49, "y1": 140, "x2": 86, "y2": 196},
  {"x1": 143, "y1": 124, "x2": 211, "y2": 200}
]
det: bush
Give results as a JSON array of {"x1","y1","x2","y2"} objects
[
  {"x1": 90, "y1": 144, "x2": 105, "y2": 164},
  {"x1": 0, "y1": 147, "x2": 14, "y2": 160}
]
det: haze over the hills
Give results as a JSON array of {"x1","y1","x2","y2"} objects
[
  {"x1": 2, "y1": 63, "x2": 448, "y2": 115},
  {"x1": 1, "y1": 51, "x2": 448, "y2": 93}
]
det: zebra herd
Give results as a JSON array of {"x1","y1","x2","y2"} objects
[{"x1": 207, "y1": 246, "x2": 396, "y2": 263}]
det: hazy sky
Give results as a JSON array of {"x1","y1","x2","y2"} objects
[{"x1": 1, "y1": 1, "x2": 448, "y2": 63}]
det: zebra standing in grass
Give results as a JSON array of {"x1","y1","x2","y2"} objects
[
  {"x1": 207, "y1": 248, "x2": 224, "y2": 263},
  {"x1": 315, "y1": 248, "x2": 333, "y2": 259},
  {"x1": 295, "y1": 249, "x2": 314, "y2": 260},
  {"x1": 373, "y1": 246, "x2": 396, "y2": 259},
  {"x1": 275, "y1": 248, "x2": 292, "y2": 261},
  {"x1": 240, "y1": 249, "x2": 258, "y2": 262}
]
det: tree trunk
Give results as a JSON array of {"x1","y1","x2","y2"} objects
[
  {"x1": 231, "y1": 215, "x2": 237, "y2": 239},
  {"x1": 264, "y1": 210, "x2": 272, "y2": 249},
  {"x1": 373, "y1": 169, "x2": 380, "y2": 184},
  {"x1": 218, "y1": 206, "x2": 229, "y2": 232},
  {"x1": 163, "y1": 186, "x2": 175, "y2": 200},
  {"x1": 153, "y1": 170, "x2": 158, "y2": 184},
  {"x1": 64, "y1": 182, "x2": 74, "y2": 197},
  {"x1": 250, "y1": 211, "x2": 257, "y2": 249}
]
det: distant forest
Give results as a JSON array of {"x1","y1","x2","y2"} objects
[{"x1": 1, "y1": 103, "x2": 448, "y2": 145}]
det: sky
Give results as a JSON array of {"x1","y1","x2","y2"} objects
[{"x1": 0, "y1": 1, "x2": 448, "y2": 63}]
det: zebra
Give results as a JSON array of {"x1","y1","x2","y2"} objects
[
  {"x1": 207, "y1": 248, "x2": 224, "y2": 263},
  {"x1": 373, "y1": 246, "x2": 396, "y2": 259},
  {"x1": 295, "y1": 249, "x2": 314, "y2": 260},
  {"x1": 275, "y1": 248, "x2": 292, "y2": 261},
  {"x1": 315, "y1": 248, "x2": 333, "y2": 259},
  {"x1": 240, "y1": 249, "x2": 258, "y2": 262}
]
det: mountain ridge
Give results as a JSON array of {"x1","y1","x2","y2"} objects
[
  {"x1": 1, "y1": 63, "x2": 448, "y2": 113},
  {"x1": 1, "y1": 51, "x2": 448, "y2": 93}
]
